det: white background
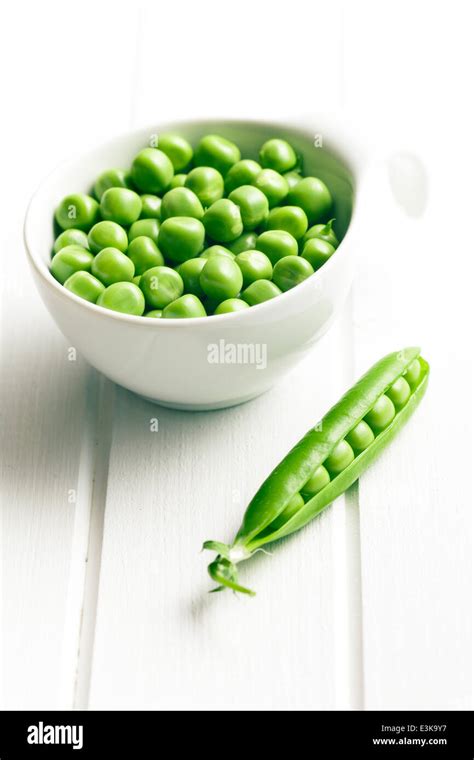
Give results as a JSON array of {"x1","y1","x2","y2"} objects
[{"x1": 1, "y1": 0, "x2": 472, "y2": 709}]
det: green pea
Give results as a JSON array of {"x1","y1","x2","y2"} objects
[
  {"x1": 214, "y1": 298, "x2": 250, "y2": 315},
  {"x1": 266, "y1": 206, "x2": 308, "y2": 239},
  {"x1": 88, "y1": 221, "x2": 128, "y2": 254},
  {"x1": 160, "y1": 187, "x2": 204, "y2": 220},
  {"x1": 140, "y1": 194, "x2": 162, "y2": 220},
  {"x1": 255, "y1": 230, "x2": 298, "y2": 264},
  {"x1": 97, "y1": 282, "x2": 145, "y2": 316},
  {"x1": 127, "y1": 236, "x2": 164, "y2": 275},
  {"x1": 241, "y1": 279, "x2": 282, "y2": 306},
  {"x1": 203, "y1": 199, "x2": 243, "y2": 243},
  {"x1": 100, "y1": 187, "x2": 142, "y2": 226},
  {"x1": 128, "y1": 218, "x2": 160, "y2": 246},
  {"x1": 145, "y1": 309, "x2": 163, "y2": 318},
  {"x1": 200, "y1": 256, "x2": 243, "y2": 301},
  {"x1": 224, "y1": 160, "x2": 262, "y2": 194},
  {"x1": 302, "y1": 219, "x2": 339, "y2": 249},
  {"x1": 259, "y1": 138, "x2": 297, "y2": 173},
  {"x1": 324, "y1": 440, "x2": 355, "y2": 475},
  {"x1": 53, "y1": 229, "x2": 89, "y2": 254},
  {"x1": 404, "y1": 359, "x2": 421, "y2": 388},
  {"x1": 287, "y1": 177, "x2": 332, "y2": 225},
  {"x1": 55, "y1": 193, "x2": 100, "y2": 231},
  {"x1": 140, "y1": 265, "x2": 184, "y2": 309},
  {"x1": 185, "y1": 167, "x2": 224, "y2": 207},
  {"x1": 301, "y1": 465, "x2": 331, "y2": 498},
  {"x1": 345, "y1": 421, "x2": 375, "y2": 453},
  {"x1": 162, "y1": 294, "x2": 207, "y2": 319},
  {"x1": 228, "y1": 185, "x2": 269, "y2": 230},
  {"x1": 386, "y1": 377, "x2": 411, "y2": 408},
  {"x1": 253, "y1": 169, "x2": 288, "y2": 207},
  {"x1": 91, "y1": 247, "x2": 135, "y2": 286},
  {"x1": 283, "y1": 170, "x2": 303, "y2": 190},
  {"x1": 194, "y1": 134, "x2": 241, "y2": 175},
  {"x1": 131, "y1": 148, "x2": 174, "y2": 194},
  {"x1": 235, "y1": 250, "x2": 273, "y2": 288},
  {"x1": 158, "y1": 133, "x2": 193, "y2": 171},
  {"x1": 272, "y1": 255, "x2": 313, "y2": 291},
  {"x1": 158, "y1": 217, "x2": 205, "y2": 263},
  {"x1": 301, "y1": 238, "x2": 335, "y2": 270},
  {"x1": 364, "y1": 394, "x2": 396, "y2": 432},
  {"x1": 176, "y1": 258, "x2": 207, "y2": 297},
  {"x1": 64, "y1": 271, "x2": 105, "y2": 303},
  {"x1": 200, "y1": 245, "x2": 235, "y2": 260},
  {"x1": 94, "y1": 168, "x2": 133, "y2": 200},
  {"x1": 169, "y1": 174, "x2": 187, "y2": 189},
  {"x1": 266, "y1": 492, "x2": 304, "y2": 532},
  {"x1": 227, "y1": 231, "x2": 258, "y2": 254},
  {"x1": 50, "y1": 246, "x2": 94, "y2": 284}
]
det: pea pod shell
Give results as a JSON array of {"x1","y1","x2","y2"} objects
[
  {"x1": 234, "y1": 347, "x2": 422, "y2": 546},
  {"x1": 248, "y1": 357, "x2": 429, "y2": 549}
]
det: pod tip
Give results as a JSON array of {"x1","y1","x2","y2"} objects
[{"x1": 207, "y1": 558, "x2": 256, "y2": 597}]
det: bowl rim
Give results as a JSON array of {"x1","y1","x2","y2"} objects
[{"x1": 24, "y1": 117, "x2": 360, "y2": 328}]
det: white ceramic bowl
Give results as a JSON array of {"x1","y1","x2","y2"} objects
[{"x1": 25, "y1": 118, "x2": 362, "y2": 410}]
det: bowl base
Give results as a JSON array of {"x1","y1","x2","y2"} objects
[{"x1": 137, "y1": 388, "x2": 270, "y2": 411}]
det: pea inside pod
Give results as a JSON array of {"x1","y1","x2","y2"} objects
[{"x1": 204, "y1": 348, "x2": 430, "y2": 595}]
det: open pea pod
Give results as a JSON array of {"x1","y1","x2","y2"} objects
[{"x1": 203, "y1": 347, "x2": 429, "y2": 596}]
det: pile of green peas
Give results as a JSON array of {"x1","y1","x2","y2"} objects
[{"x1": 51, "y1": 133, "x2": 338, "y2": 318}]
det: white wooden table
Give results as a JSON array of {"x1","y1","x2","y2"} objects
[{"x1": 1, "y1": 0, "x2": 471, "y2": 710}]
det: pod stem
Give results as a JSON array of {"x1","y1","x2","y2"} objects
[{"x1": 203, "y1": 542, "x2": 256, "y2": 596}]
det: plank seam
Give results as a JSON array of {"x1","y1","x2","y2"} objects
[
  {"x1": 72, "y1": 375, "x2": 115, "y2": 709},
  {"x1": 338, "y1": 292, "x2": 365, "y2": 709}
]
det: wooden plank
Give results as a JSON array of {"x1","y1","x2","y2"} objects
[
  {"x1": 343, "y1": 3, "x2": 472, "y2": 709},
  {"x1": 89, "y1": 317, "x2": 363, "y2": 709},
  {"x1": 0, "y1": 5, "x2": 136, "y2": 708},
  {"x1": 351, "y1": 151, "x2": 471, "y2": 709},
  {"x1": 88, "y1": 0, "x2": 362, "y2": 710}
]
